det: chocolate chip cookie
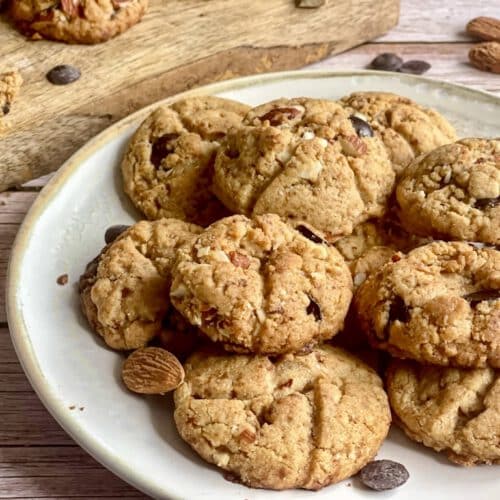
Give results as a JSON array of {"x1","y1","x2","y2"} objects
[
  {"x1": 170, "y1": 214, "x2": 353, "y2": 354},
  {"x1": 10, "y1": 0, "x2": 148, "y2": 44},
  {"x1": 355, "y1": 241, "x2": 500, "y2": 368},
  {"x1": 174, "y1": 345, "x2": 391, "y2": 490},
  {"x1": 121, "y1": 96, "x2": 249, "y2": 226},
  {"x1": 387, "y1": 359, "x2": 500, "y2": 465},
  {"x1": 213, "y1": 98, "x2": 395, "y2": 242},
  {"x1": 79, "y1": 219, "x2": 201, "y2": 350},
  {"x1": 397, "y1": 138, "x2": 500, "y2": 245},
  {"x1": 341, "y1": 91, "x2": 457, "y2": 176},
  {"x1": 0, "y1": 70, "x2": 23, "y2": 133}
]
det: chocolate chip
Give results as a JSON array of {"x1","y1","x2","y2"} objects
[
  {"x1": 296, "y1": 225, "x2": 326, "y2": 244},
  {"x1": 359, "y1": 460, "x2": 409, "y2": 491},
  {"x1": 259, "y1": 107, "x2": 302, "y2": 126},
  {"x1": 370, "y1": 53, "x2": 403, "y2": 72},
  {"x1": 104, "y1": 224, "x2": 130, "y2": 244},
  {"x1": 225, "y1": 148, "x2": 240, "y2": 159},
  {"x1": 399, "y1": 60, "x2": 431, "y2": 75},
  {"x1": 46, "y1": 65, "x2": 81, "y2": 85},
  {"x1": 2, "y1": 103, "x2": 10, "y2": 115},
  {"x1": 474, "y1": 196, "x2": 499, "y2": 209},
  {"x1": 463, "y1": 290, "x2": 499, "y2": 306},
  {"x1": 306, "y1": 295, "x2": 322, "y2": 321},
  {"x1": 383, "y1": 296, "x2": 410, "y2": 339},
  {"x1": 150, "y1": 133, "x2": 179, "y2": 168},
  {"x1": 349, "y1": 115, "x2": 373, "y2": 138}
]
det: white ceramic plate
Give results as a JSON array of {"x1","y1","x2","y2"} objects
[{"x1": 7, "y1": 70, "x2": 500, "y2": 500}]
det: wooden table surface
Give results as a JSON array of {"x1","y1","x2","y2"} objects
[{"x1": 0, "y1": 1, "x2": 498, "y2": 498}]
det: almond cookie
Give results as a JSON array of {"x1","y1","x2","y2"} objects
[
  {"x1": 121, "y1": 96, "x2": 249, "y2": 226},
  {"x1": 355, "y1": 241, "x2": 500, "y2": 368},
  {"x1": 10, "y1": 0, "x2": 148, "y2": 44},
  {"x1": 341, "y1": 91, "x2": 457, "y2": 176},
  {"x1": 79, "y1": 219, "x2": 202, "y2": 350},
  {"x1": 212, "y1": 98, "x2": 395, "y2": 242},
  {"x1": 170, "y1": 214, "x2": 353, "y2": 354},
  {"x1": 387, "y1": 359, "x2": 500, "y2": 465},
  {"x1": 174, "y1": 345, "x2": 391, "y2": 490},
  {"x1": 396, "y1": 138, "x2": 500, "y2": 245}
]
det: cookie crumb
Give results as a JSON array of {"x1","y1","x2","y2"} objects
[
  {"x1": 79, "y1": 406, "x2": 85, "y2": 411},
  {"x1": 68, "y1": 405, "x2": 76, "y2": 410},
  {"x1": 57, "y1": 274, "x2": 69, "y2": 285}
]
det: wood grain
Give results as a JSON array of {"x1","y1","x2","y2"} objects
[{"x1": 0, "y1": 0, "x2": 400, "y2": 191}]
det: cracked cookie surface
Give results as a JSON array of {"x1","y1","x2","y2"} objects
[
  {"x1": 174, "y1": 345, "x2": 391, "y2": 490},
  {"x1": 10, "y1": 0, "x2": 148, "y2": 44},
  {"x1": 170, "y1": 214, "x2": 353, "y2": 354},
  {"x1": 355, "y1": 241, "x2": 500, "y2": 368},
  {"x1": 397, "y1": 138, "x2": 500, "y2": 244},
  {"x1": 121, "y1": 96, "x2": 249, "y2": 226},
  {"x1": 79, "y1": 219, "x2": 201, "y2": 350},
  {"x1": 387, "y1": 359, "x2": 500, "y2": 465},
  {"x1": 213, "y1": 98, "x2": 395, "y2": 242},
  {"x1": 341, "y1": 91, "x2": 457, "y2": 176}
]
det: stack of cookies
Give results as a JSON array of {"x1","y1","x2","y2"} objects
[{"x1": 79, "y1": 92, "x2": 499, "y2": 491}]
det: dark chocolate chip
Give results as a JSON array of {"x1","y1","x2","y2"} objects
[
  {"x1": 359, "y1": 460, "x2": 409, "y2": 491},
  {"x1": 150, "y1": 133, "x2": 179, "y2": 168},
  {"x1": 383, "y1": 296, "x2": 410, "y2": 339},
  {"x1": 370, "y1": 53, "x2": 403, "y2": 72},
  {"x1": 104, "y1": 224, "x2": 130, "y2": 244},
  {"x1": 349, "y1": 115, "x2": 374, "y2": 138},
  {"x1": 463, "y1": 290, "x2": 499, "y2": 306},
  {"x1": 399, "y1": 60, "x2": 431, "y2": 75},
  {"x1": 225, "y1": 148, "x2": 240, "y2": 159},
  {"x1": 296, "y1": 225, "x2": 326, "y2": 244},
  {"x1": 259, "y1": 107, "x2": 302, "y2": 126},
  {"x1": 46, "y1": 65, "x2": 81, "y2": 85},
  {"x1": 306, "y1": 295, "x2": 322, "y2": 321},
  {"x1": 2, "y1": 103, "x2": 10, "y2": 115},
  {"x1": 474, "y1": 196, "x2": 499, "y2": 210}
]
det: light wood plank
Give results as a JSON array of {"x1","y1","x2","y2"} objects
[
  {"x1": 378, "y1": 0, "x2": 500, "y2": 42},
  {"x1": 310, "y1": 43, "x2": 500, "y2": 95},
  {"x1": 0, "y1": 192, "x2": 38, "y2": 224}
]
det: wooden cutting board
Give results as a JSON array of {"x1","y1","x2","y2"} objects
[{"x1": 0, "y1": 0, "x2": 399, "y2": 190}]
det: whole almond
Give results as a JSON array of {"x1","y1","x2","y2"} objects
[
  {"x1": 122, "y1": 347, "x2": 185, "y2": 394},
  {"x1": 466, "y1": 17, "x2": 500, "y2": 42},
  {"x1": 469, "y1": 42, "x2": 500, "y2": 74}
]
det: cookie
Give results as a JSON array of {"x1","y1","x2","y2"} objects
[
  {"x1": 10, "y1": 0, "x2": 148, "y2": 44},
  {"x1": 396, "y1": 138, "x2": 500, "y2": 245},
  {"x1": 0, "y1": 70, "x2": 23, "y2": 133},
  {"x1": 170, "y1": 214, "x2": 353, "y2": 354},
  {"x1": 355, "y1": 241, "x2": 500, "y2": 368},
  {"x1": 79, "y1": 219, "x2": 202, "y2": 350},
  {"x1": 174, "y1": 345, "x2": 391, "y2": 490},
  {"x1": 341, "y1": 91, "x2": 457, "y2": 176},
  {"x1": 212, "y1": 98, "x2": 395, "y2": 242},
  {"x1": 121, "y1": 96, "x2": 249, "y2": 226},
  {"x1": 387, "y1": 359, "x2": 500, "y2": 465}
]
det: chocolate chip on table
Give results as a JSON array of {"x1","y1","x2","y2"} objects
[
  {"x1": 104, "y1": 224, "x2": 130, "y2": 244},
  {"x1": 46, "y1": 65, "x2": 81, "y2": 85},
  {"x1": 399, "y1": 60, "x2": 431, "y2": 75},
  {"x1": 306, "y1": 295, "x2": 322, "y2": 321},
  {"x1": 474, "y1": 196, "x2": 499, "y2": 209},
  {"x1": 295, "y1": 0, "x2": 325, "y2": 7},
  {"x1": 359, "y1": 460, "x2": 409, "y2": 491},
  {"x1": 296, "y1": 225, "x2": 326, "y2": 244},
  {"x1": 370, "y1": 53, "x2": 403, "y2": 72},
  {"x1": 349, "y1": 115, "x2": 374, "y2": 138},
  {"x1": 150, "y1": 133, "x2": 179, "y2": 168},
  {"x1": 463, "y1": 290, "x2": 499, "y2": 306}
]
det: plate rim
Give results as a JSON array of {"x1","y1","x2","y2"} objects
[{"x1": 6, "y1": 69, "x2": 500, "y2": 499}]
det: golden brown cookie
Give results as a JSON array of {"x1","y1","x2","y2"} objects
[
  {"x1": 341, "y1": 91, "x2": 457, "y2": 176},
  {"x1": 121, "y1": 96, "x2": 249, "y2": 226},
  {"x1": 10, "y1": 0, "x2": 148, "y2": 44},
  {"x1": 396, "y1": 138, "x2": 500, "y2": 245},
  {"x1": 213, "y1": 98, "x2": 395, "y2": 242},
  {"x1": 387, "y1": 359, "x2": 500, "y2": 465},
  {"x1": 79, "y1": 219, "x2": 201, "y2": 350},
  {"x1": 174, "y1": 345, "x2": 391, "y2": 490},
  {"x1": 170, "y1": 214, "x2": 353, "y2": 354},
  {"x1": 355, "y1": 241, "x2": 500, "y2": 368}
]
